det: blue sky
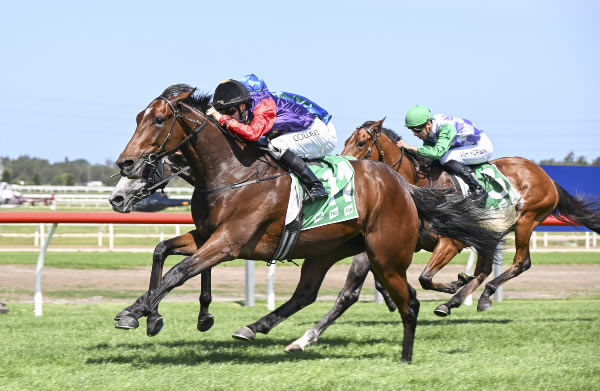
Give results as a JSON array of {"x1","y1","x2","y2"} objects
[{"x1": 1, "y1": 1, "x2": 598, "y2": 165}]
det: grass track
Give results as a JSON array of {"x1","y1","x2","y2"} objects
[
  {"x1": 1, "y1": 251, "x2": 599, "y2": 269},
  {"x1": 1, "y1": 299, "x2": 599, "y2": 390}
]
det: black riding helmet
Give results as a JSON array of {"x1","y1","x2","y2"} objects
[{"x1": 212, "y1": 79, "x2": 251, "y2": 110}]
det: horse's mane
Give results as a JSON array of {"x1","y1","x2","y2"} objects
[
  {"x1": 160, "y1": 84, "x2": 212, "y2": 113},
  {"x1": 359, "y1": 121, "x2": 433, "y2": 167}
]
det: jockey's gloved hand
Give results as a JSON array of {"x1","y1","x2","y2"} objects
[{"x1": 206, "y1": 106, "x2": 223, "y2": 122}]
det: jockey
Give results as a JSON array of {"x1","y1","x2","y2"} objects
[
  {"x1": 397, "y1": 105, "x2": 493, "y2": 200},
  {"x1": 206, "y1": 74, "x2": 337, "y2": 201}
]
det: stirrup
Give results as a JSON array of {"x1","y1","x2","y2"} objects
[{"x1": 307, "y1": 184, "x2": 328, "y2": 201}]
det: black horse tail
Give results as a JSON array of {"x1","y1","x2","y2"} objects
[
  {"x1": 552, "y1": 181, "x2": 600, "y2": 233},
  {"x1": 408, "y1": 185, "x2": 507, "y2": 260}
]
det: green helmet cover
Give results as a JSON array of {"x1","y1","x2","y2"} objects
[{"x1": 405, "y1": 105, "x2": 433, "y2": 128}]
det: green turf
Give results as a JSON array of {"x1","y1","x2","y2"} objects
[
  {"x1": 0, "y1": 250, "x2": 598, "y2": 270},
  {"x1": 0, "y1": 299, "x2": 598, "y2": 391}
]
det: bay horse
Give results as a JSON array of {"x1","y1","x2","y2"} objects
[
  {"x1": 109, "y1": 84, "x2": 504, "y2": 362},
  {"x1": 111, "y1": 150, "x2": 398, "y2": 339},
  {"x1": 111, "y1": 153, "x2": 217, "y2": 333},
  {"x1": 280, "y1": 118, "x2": 600, "y2": 353},
  {"x1": 340, "y1": 119, "x2": 600, "y2": 315}
]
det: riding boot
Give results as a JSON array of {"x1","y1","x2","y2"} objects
[
  {"x1": 443, "y1": 160, "x2": 487, "y2": 202},
  {"x1": 278, "y1": 149, "x2": 328, "y2": 201}
]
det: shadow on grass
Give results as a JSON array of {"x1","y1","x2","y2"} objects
[
  {"x1": 311, "y1": 318, "x2": 514, "y2": 327},
  {"x1": 87, "y1": 337, "x2": 401, "y2": 366}
]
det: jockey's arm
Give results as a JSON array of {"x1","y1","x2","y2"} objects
[
  {"x1": 417, "y1": 123, "x2": 458, "y2": 160},
  {"x1": 218, "y1": 98, "x2": 277, "y2": 141}
]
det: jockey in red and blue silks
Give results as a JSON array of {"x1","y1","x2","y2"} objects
[{"x1": 206, "y1": 74, "x2": 337, "y2": 201}]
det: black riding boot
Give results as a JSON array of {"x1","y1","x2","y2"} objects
[
  {"x1": 443, "y1": 160, "x2": 487, "y2": 201},
  {"x1": 279, "y1": 149, "x2": 328, "y2": 201}
]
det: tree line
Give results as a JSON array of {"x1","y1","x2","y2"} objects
[{"x1": 1, "y1": 152, "x2": 599, "y2": 186}]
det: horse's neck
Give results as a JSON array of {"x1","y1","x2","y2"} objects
[
  {"x1": 183, "y1": 123, "x2": 276, "y2": 192},
  {"x1": 378, "y1": 137, "x2": 423, "y2": 185}
]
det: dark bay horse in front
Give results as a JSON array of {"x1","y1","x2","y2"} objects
[{"x1": 109, "y1": 84, "x2": 504, "y2": 362}]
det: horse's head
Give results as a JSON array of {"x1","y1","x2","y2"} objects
[
  {"x1": 109, "y1": 84, "x2": 208, "y2": 212},
  {"x1": 341, "y1": 118, "x2": 386, "y2": 160}
]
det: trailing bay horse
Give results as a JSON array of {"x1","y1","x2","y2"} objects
[
  {"x1": 282, "y1": 119, "x2": 600, "y2": 352},
  {"x1": 341, "y1": 119, "x2": 600, "y2": 315},
  {"x1": 109, "y1": 84, "x2": 504, "y2": 362}
]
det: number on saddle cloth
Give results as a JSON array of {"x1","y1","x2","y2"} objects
[{"x1": 295, "y1": 156, "x2": 359, "y2": 230}]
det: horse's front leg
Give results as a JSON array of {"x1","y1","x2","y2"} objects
[
  {"x1": 115, "y1": 230, "x2": 205, "y2": 335},
  {"x1": 231, "y1": 255, "x2": 339, "y2": 343},
  {"x1": 285, "y1": 252, "x2": 373, "y2": 352},
  {"x1": 418, "y1": 237, "x2": 466, "y2": 294},
  {"x1": 115, "y1": 231, "x2": 236, "y2": 331}
]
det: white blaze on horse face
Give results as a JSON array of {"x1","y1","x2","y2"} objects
[
  {"x1": 109, "y1": 176, "x2": 148, "y2": 213},
  {"x1": 143, "y1": 106, "x2": 153, "y2": 120}
]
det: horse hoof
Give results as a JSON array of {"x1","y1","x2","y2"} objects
[
  {"x1": 284, "y1": 343, "x2": 304, "y2": 353},
  {"x1": 433, "y1": 304, "x2": 450, "y2": 317},
  {"x1": 114, "y1": 309, "x2": 130, "y2": 321},
  {"x1": 477, "y1": 299, "x2": 492, "y2": 312},
  {"x1": 146, "y1": 315, "x2": 164, "y2": 337},
  {"x1": 197, "y1": 313, "x2": 215, "y2": 332},
  {"x1": 232, "y1": 326, "x2": 256, "y2": 341},
  {"x1": 115, "y1": 315, "x2": 139, "y2": 330}
]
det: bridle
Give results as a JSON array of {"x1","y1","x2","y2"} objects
[
  {"x1": 124, "y1": 96, "x2": 209, "y2": 184},
  {"x1": 360, "y1": 126, "x2": 429, "y2": 183},
  {"x1": 363, "y1": 127, "x2": 385, "y2": 163}
]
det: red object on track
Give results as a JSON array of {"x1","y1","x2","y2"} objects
[
  {"x1": 0, "y1": 211, "x2": 194, "y2": 224},
  {"x1": 0, "y1": 211, "x2": 575, "y2": 226}
]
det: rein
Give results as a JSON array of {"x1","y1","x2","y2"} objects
[
  {"x1": 128, "y1": 95, "x2": 286, "y2": 196},
  {"x1": 361, "y1": 126, "x2": 430, "y2": 184}
]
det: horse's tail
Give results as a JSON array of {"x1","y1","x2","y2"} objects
[
  {"x1": 408, "y1": 185, "x2": 507, "y2": 260},
  {"x1": 552, "y1": 181, "x2": 600, "y2": 233}
]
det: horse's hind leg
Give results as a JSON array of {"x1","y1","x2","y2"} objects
[
  {"x1": 285, "y1": 252, "x2": 374, "y2": 352},
  {"x1": 370, "y1": 260, "x2": 419, "y2": 363},
  {"x1": 373, "y1": 269, "x2": 397, "y2": 312},
  {"x1": 418, "y1": 237, "x2": 466, "y2": 293},
  {"x1": 232, "y1": 254, "x2": 341, "y2": 342},
  {"x1": 478, "y1": 214, "x2": 537, "y2": 311},
  {"x1": 197, "y1": 269, "x2": 214, "y2": 332},
  {"x1": 433, "y1": 251, "x2": 493, "y2": 317},
  {"x1": 115, "y1": 230, "x2": 204, "y2": 336},
  {"x1": 365, "y1": 235, "x2": 419, "y2": 362}
]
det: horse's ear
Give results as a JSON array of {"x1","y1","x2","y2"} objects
[
  {"x1": 374, "y1": 116, "x2": 386, "y2": 130},
  {"x1": 173, "y1": 89, "x2": 195, "y2": 103}
]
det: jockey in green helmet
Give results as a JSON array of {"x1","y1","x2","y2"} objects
[{"x1": 397, "y1": 105, "x2": 493, "y2": 201}]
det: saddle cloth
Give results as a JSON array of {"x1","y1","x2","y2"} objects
[
  {"x1": 285, "y1": 155, "x2": 359, "y2": 230},
  {"x1": 451, "y1": 162, "x2": 520, "y2": 210}
]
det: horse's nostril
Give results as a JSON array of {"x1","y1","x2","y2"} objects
[
  {"x1": 117, "y1": 159, "x2": 135, "y2": 175},
  {"x1": 110, "y1": 195, "x2": 124, "y2": 206}
]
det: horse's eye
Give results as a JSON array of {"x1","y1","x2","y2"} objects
[
  {"x1": 357, "y1": 140, "x2": 366, "y2": 148},
  {"x1": 155, "y1": 116, "x2": 165, "y2": 125}
]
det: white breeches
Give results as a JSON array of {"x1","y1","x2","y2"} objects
[
  {"x1": 268, "y1": 118, "x2": 337, "y2": 159},
  {"x1": 440, "y1": 133, "x2": 493, "y2": 165}
]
